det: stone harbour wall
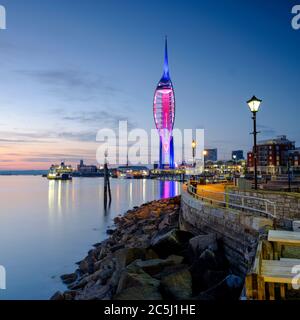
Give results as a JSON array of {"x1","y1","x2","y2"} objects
[
  {"x1": 227, "y1": 188, "x2": 300, "y2": 230},
  {"x1": 180, "y1": 189, "x2": 273, "y2": 277}
]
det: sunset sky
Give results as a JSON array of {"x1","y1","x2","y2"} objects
[{"x1": 0, "y1": 0, "x2": 300, "y2": 170}]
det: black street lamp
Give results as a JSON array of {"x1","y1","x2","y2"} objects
[
  {"x1": 288, "y1": 155, "x2": 292, "y2": 192},
  {"x1": 232, "y1": 154, "x2": 237, "y2": 177},
  {"x1": 192, "y1": 140, "x2": 196, "y2": 167},
  {"x1": 247, "y1": 95, "x2": 262, "y2": 190}
]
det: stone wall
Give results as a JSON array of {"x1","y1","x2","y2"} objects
[
  {"x1": 180, "y1": 189, "x2": 273, "y2": 277},
  {"x1": 227, "y1": 188, "x2": 300, "y2": 230}
]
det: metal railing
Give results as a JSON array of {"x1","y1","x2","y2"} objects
[{"x1": 187, "y1": 184, "x2": 276, "y2": 219}]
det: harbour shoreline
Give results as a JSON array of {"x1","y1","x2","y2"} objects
[{"x1": 52, "y1": 196, "x2": 243, "y2": 300}]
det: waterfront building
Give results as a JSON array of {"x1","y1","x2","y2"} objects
[
  {"x1": 77, "y1": 160, "x2": 98, "y2": 174},
  {"x1": 204, "y1": 148, "x2": 218, "y2": 162},
  {"x1": 247, "y1": 135, "x2": 296, "y2": 174},
  {"x1": 204, "y1": 159, "x2": 246, "y2": 177},
  {"x1": 153, "y1": 38, "x2": 175, "y2": 169},
  {"x1": 232, "y1": 150, "x2": 244, "y2": 161},
  {"x1": 288, "y1": 148, "x2": 300, "y2": 174}
]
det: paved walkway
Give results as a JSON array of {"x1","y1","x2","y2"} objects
[{"x1": 195, "y1": 183, "x2": 233, "y2": 202}]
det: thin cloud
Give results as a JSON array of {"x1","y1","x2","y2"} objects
[
  {"x1": 257, "y1": 124, "x2": 277, "y2": 137},
  {"x1": 62, "y1": 110, "x2": 137, "y2": 130},
  {"x1": 16, "y1": 68, "x2": 119, "y2": 102}
]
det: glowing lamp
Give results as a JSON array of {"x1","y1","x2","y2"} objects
[
  {"x1": 192, "y1": 140, "x2": 196, "y2": 149},
  {"x1": 247, "y1": 96, "x2": 262, "y2": 113}
]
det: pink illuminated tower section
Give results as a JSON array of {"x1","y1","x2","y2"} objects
[{"x1": 153, "y1": 38, "x2": 175, "y2": 169}]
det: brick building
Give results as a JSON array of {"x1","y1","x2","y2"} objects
[{"x1": 247, "y1": 135, "x2": 296, "y2": 174}]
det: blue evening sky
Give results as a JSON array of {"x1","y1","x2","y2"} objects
[{"x1": 0, "y1": 0, "x2": 299, "y2": 168}]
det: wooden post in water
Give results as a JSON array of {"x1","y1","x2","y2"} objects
[{"x1": 104, "y1": 151, "x2": 112, "y2": 208}]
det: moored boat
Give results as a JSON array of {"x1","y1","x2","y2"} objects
[{"x1": 47, "y1": 162, "x2": 73, "y2": 180}]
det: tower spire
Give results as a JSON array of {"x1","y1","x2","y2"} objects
[{"x1": 162, "y1": 36, "x2": 170, "y2": 81}]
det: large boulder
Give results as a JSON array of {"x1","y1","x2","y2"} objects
[
  {"x1": 204, "y1": 274, "x2": 243, "y2": 300},
  {"x1": 75, "y1": 284, "x2": 112, "y2": 300},
  {"x1": 198, "y1": 249, "x2": 219, "y2": 270},
  {"x1": 114, "y1": 248, "x2": 147, "y2": 270},
  {"x1": 114, "y1": 286, "x2": 162, "y2": 300},
  {"x1": 190, "y1": 249, "x2": 222, "y2": 293},
  {"x1": 134, "y1": 255, "x2": 184, "y2": 276},
  {"x1": 50, "y1": 291, "x2": 65, "y2": 300},
  {"x1": 161, "y1": 267, "x2": 192, "y2": 300},
  {"x1": 150, "y1": 229, "x2": 194, "y2": 258},
  {"x1": 202, "y1": 270, "x2": 228, "y2": 289},
  {"x1": 61, "y1": 273, "x2": 78, "y2": 285},
  {"x1": 116, "y1": 264, "x2": 160, "y2": 294},
  {"x1": 189, "y1": 233, "x2": 218, "y2": 257}
]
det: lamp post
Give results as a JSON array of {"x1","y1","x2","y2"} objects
[
  {"x1": 192, "y1": 140, "x2": 196, "y2": 167},
  {"x1": 233, "y1": 154, "x2": 237, "y2": 177},
  {"x1": 247, "y1": 95, "x2": 262, "y2": 190},
  {"x1": 203, "y1": 150, "x2": 207, "y2": 166},
  {"x1": 288, "y1": 155, "x2": 292, "y2": 192}
]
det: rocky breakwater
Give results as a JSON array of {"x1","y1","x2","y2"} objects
[{"x1": 51, "y1": 196, "x2": 243, "y2": 300}]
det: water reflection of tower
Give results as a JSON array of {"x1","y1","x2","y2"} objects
[
  {"x1": 159, "y1": 180, "x2": 178, "y2": 199},
  {"x1": 153, "y1": 37, "x2": 175, "y2": 169}
]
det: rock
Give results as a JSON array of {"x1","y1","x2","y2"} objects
[
  {"x1": 79, "y1": 260, "x2": 89, "y2": 274},
  {"x1": 106, "y1": 229, "x2": 115, "y2": 235},
  {"x1": 75, "y1": 284, "x2": 112, "y2": 300},
  {"x1": 168, "y1": 211, "x2": 179, "y2": 226},
  {"x1": 93, "y1": 242, "x2": 102, "y2": 248},
  {"x1": 107, "y1": 270, "x2": 122, "y2": 288},
  {"x1": 114, "y1": 286, "x2": 162, "y2": 300},
  {"x1": 202, "y1": 270, "x2": 227, "y2": 289},
  {"x1": 114, "y1": 248, "x2": 147, "y2": 270},
  {"x1": 226, "y1": 274, "x2": 243, "y2": 289},
  {"x1": 143, "y1": 225, "x2": 157, "y2": 233},
  {"x1": 167, "y1": 255, "x2": 184, "y2": 265},
  {"x1": 110, "y1": 244, "x2": 125, "y2": 253},
  {"x1": 68, "y1": 276, "x2": 88, "y2": 290},
  {"x1": 145, "y1": 249, "x2": 159, "y2": 260},
  {"x1": 150, "y1": 229, "x2": 194, "y2": 258},
  {"x1": 205, "y1": 274, "x2": 244, "y2": 300},
  {"x1": 190, "y1": 249, "x2": 221, "y2": 293},
  {"x1": 61, "y1": 273, "x2": 78, "y2": 285},
  {"x1": 134, "y1": 256, "x2": 183, "y2": 276},
  {"x1": 90, "y1": 268, "x2": 114, "y2": 285},
  {"x1": 50, "y1": 291, "x2": 65, "y2": 300},
  {"x1": 189, "y1": 233, "x2": 218, "y2": 256},
  {"x1": 63, "y1": 290, "x2": 77, "y2": 300},
  {"x1": 198, "y1": 249, "x2": 219, "y2": 270},
  {"x1": 116, "y1": 264, "x2": 160, "y2": 294},
  {"x1": 193, "y1": 292, "x2": 216, "y2": 301},
  {"x1": 158, "y1": 215, "x2": 171, "y2": 231},
  {"x1": 161, "y1": 268, "x2": 192, "y2": 300}
]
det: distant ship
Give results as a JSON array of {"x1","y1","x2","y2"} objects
[
  {"x1": 117, "y1": 166, "x2": 150, "y2": 179},
  {"x1": 47, "y1": 162, "x2": 73, "y2": 180}
]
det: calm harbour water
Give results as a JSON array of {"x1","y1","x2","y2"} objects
[{"x1": 0, "y1": 176, "x2": 180, "y2": 300}]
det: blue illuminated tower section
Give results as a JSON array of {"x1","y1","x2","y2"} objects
[{"x1": 153, "y1": 38, "x2": 175, "y2": 169}]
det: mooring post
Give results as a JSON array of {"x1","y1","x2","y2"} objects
[{"x1": 104, "y1": 152, "x2": 112, "y2": 208}]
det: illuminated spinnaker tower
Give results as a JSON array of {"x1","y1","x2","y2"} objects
[{"x1": 153, "y1": 38, "x2": 175, "y2": 169}]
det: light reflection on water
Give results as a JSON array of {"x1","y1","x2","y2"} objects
[{"x1": 0, "y1": 176, "x2": 180, "y2": 300}]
